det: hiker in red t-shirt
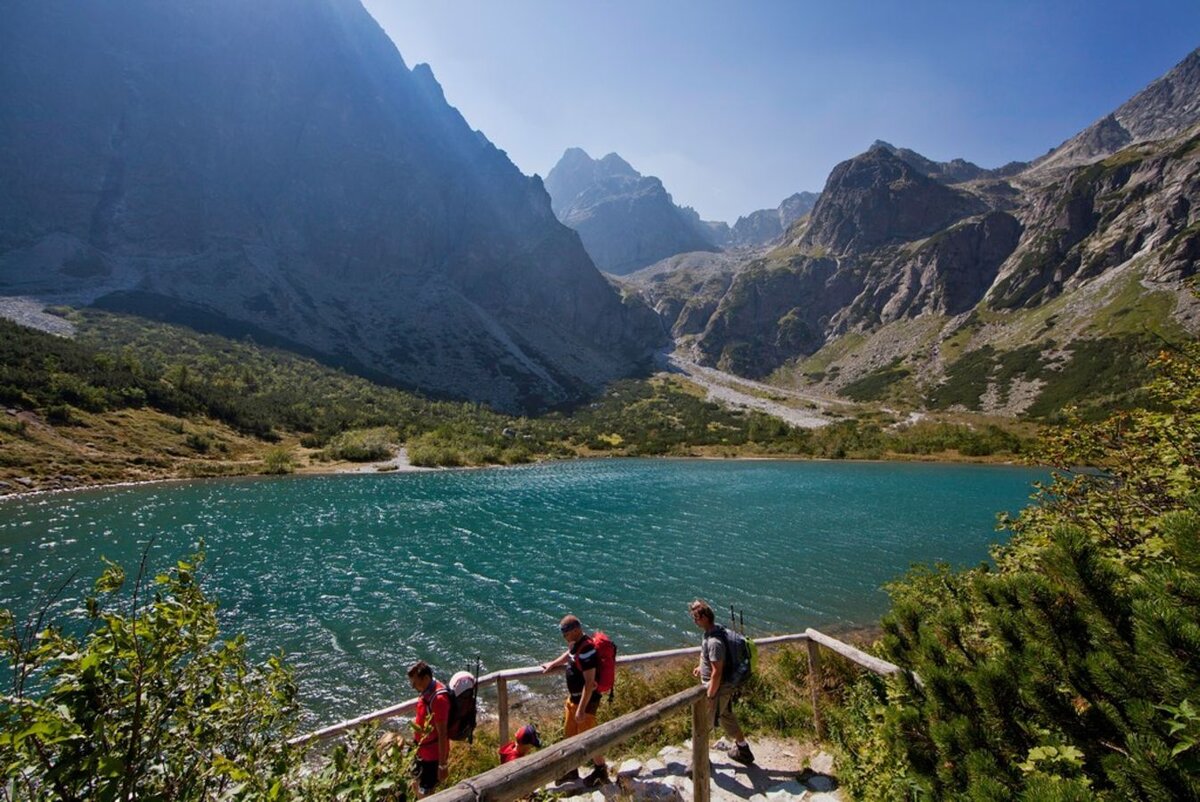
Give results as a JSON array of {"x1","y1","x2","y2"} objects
[
  {"x1": 541, "y1": 614, "x2": 610, "y2": 787},
  {"x1": 408, "y1": 661, "x2": 451, "y2": 797},
  {"x1": 498, "y1": 723, "x2": 542, "y2": 764}
]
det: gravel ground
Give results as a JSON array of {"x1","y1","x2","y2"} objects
[{"x1": 659, "y1": 352, "x2": 837, "y2": 430}]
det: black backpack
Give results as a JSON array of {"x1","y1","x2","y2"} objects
[
  {"x1": 439, "y1": 667, "x2": 479, "y2": 742},
  {"x1": 706, "y1": 624, "x2": 752, "y2": 686}
]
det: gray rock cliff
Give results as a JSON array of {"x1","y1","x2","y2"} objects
[{"x1": 0, "y1": 0, "x2": 665, "y2": 411}]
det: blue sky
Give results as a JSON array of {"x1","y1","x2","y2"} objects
[{"x1": 362, "y1": 1, "x2": 1200, "y2": 223}]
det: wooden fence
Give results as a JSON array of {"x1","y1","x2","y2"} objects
[
  {"x1": 291, "y1": 628, "x2": 922, "y2": 801},
  {"x1": 426, "y1": 684, "x2": 710, "y2": 802},
  {"x1": 290, "y1": 632, "x2": 812, "y2": 747}
]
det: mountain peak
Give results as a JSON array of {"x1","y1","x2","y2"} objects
[
  {"x1": 543, "y1": 148, "x2": 718, "y2": 273},
  {"x1": 801, "y1": 145, "x2": 987, "y2": 253},
  {"x1": 0, "y1": 0, "x2": 661, "y2": 412},
  {"x1": 1030, "y1": 46, "x2": 1200, "y2": 175},
  {"x1": 598, "y1": 152, "x2": 638, "y2": 177}
]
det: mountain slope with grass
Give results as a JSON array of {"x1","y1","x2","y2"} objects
[
  {"x1": 651, "y1": 48, "x2": 1200, "y2": 420},
  {"x1": 0, "y1": 311, "x2": 1034, "y2": 495}
]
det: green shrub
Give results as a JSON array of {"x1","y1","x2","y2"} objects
[
  {"x1": 0, "y1": 554, "x2": 300, "y2": 800},
  {"x1": 263, "y1": 446, "x2": 295, "y2": 474},
  {"x1": 842, "y1": 344, "x2": 1200, "y2": 799},
  {"x1": 323, "y1": 427, "x2": 394, "y2": 462}
]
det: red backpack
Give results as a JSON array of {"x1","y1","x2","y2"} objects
[{"x1": 592, "y1": 631, "x2": 617, "y2": 696}]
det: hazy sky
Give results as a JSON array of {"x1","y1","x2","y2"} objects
[{"x1": 362, "y1": 1, "x2": 1200, "y2": 223}]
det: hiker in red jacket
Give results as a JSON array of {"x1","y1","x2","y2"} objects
[
  {"x1": 408, "y1": 661, "x2": 450, "y2": 796},
  {"x1": 541, "y1": 614, "x2": 610, "y2": 787}
]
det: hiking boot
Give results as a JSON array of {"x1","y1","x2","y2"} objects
[
  {"x1": 556, "y1": 768, "x2": 580, "y2": 785},
  {"x1": 583, "y1": 765, "x2": 610, "y2": 788},
  {"x1": 727, "y1": 743, "x2": 755, "y2": 765}
]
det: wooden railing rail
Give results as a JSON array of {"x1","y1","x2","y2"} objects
[
  {"x1": 290, "y1": 632, "x2": 811, "y2": 747},
  {"x1": 425, "y1": 685, "x2": 711, "y2": 802},
  {"x1": 803, "y1": 627, "x2": 922, "y2": 738}
]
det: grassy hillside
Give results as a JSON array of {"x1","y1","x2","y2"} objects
[
  {"x1": 778, "y1": 267, "x2": 1193, "y2": 420},
  {"x1": 0, "y1": 310, "x2": 1034, "y2": 495}
]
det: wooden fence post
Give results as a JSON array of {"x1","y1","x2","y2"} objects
[
  {"x1": 691, "y1": 695, "x2": 710, "y2": 802},
  {"x1": 497, "y1": 676, "x2": 510, "y2": 746},
  {"x1": 806, "y1": 638, "x2": 824, "y2": 739}
]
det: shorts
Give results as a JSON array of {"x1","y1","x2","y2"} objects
[
  {"x1": 564, "y1": 695, "x2": 600, "y2": 738},
  {"x1": 414, "y1": 759, "x2": 440, "y2": 793}
]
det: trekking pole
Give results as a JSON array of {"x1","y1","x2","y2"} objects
[
  {"x1": 739, "y1": 610, "x2": 745, "y2": 636},
  {"x1": 730, "y1": 605, "x2": 736, "y2": 630},
  {"x1": 471, "y1": 656, "x2": 481, "y2": 743}
]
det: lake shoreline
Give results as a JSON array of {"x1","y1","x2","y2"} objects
[{"x1": 0, "y1": 448, "x2": 1039, "y2": 504}]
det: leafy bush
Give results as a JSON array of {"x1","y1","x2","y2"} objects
[
  {"x1": 0, "y1": 553, "x2": 299, "y2": 800},
  {"x1": 263, "y1": 446, "x2": 295, "y2": 475},
  {"x1": 323, "y1": 428, "x2": 394, "y2": 462}
]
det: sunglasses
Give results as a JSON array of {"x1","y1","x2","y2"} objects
[{"x1": 559, "y1": 622, "x2": 580, "y2": 634}]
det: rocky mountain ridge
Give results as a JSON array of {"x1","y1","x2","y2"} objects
[
  {"x1": 643, "y1": 47, "x2": 1200, "y2": 417},
  {"x1": 543, "y1": 148, "x2": 719, "y2": 275},
  {"x1": 726, "y1": 192, "x2": 821, "y2": 248},
  {"x1": 0, "y1": 0, "x2": 664, "y2": 412},
  {"x1": 545, "y1": 148, "x2": 822, "y2": 269},
  {"x1": 1029, "y1": 48, "x2": 1200, "y2": 176}
]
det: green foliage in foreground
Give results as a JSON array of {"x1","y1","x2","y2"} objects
[
  {"x1": 0, "y1": 553, "x2": 300, "y2": 800},
  {"x1": 834, "y1": 344, "x2": 1200, "y2": 800},
  {"x1": 0, "y1": 552, "x2": 427, "y2": 801},
  {"x1": 0, "y1": 549, "x2": 844, "y2": 800}
]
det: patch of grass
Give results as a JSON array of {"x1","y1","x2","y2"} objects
[
  {"x1": 840, "y1": 359, "x2": 911, "y2": 402},
  {"x1": 792, "y1": 332, "x2": 867, "y2": 378},
  {"x1": 1026, "y1": 336, "x2": 1158, "y2": 420},
  {"x1": 1088, "y1": 269, "x2": 1183, "y2": 337},
  {"x1": 926, "y1": 346, "x2": 996, "y2": 411}
]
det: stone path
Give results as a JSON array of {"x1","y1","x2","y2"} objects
[{"x1": 550, "y1": 738, "x2": 846, "y2": 802}]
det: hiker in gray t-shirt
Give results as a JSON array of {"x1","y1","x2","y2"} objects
[{"x1": 690, "y1": 599, "x2": 755, "y2": 764}]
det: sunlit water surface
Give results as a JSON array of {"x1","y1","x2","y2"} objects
[{"x1": 0, "y1": 459, "x2": 1043, "y2": 725}]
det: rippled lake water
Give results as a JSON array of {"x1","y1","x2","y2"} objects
[{"x1": 0, "y1": 459, "x2": 1043, "y2": 725}]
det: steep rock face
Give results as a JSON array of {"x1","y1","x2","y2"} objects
[
  {"x1": 778, "y1": 192, "x2": 821, "y2": 226},
  {"x1": 688, "y1": 127, "x2": 1198, "y2": 392},
  {"x1": 619, "y1": 251, "x2": 744, "y2": 338},
  {"x1": 543, "y1": 148, "x2": 719, "y2": 274},
  {"x1": 695, "y1": 210, "x2": 1022, "y2": 377},
  {"x1": 639, "y1": 47, "x2": 1200, "y2": 412},
  {"x1": 800, "y1": 146, "x2": 990, "y2": 254},
  {"x1": 669, "y1": 145, "x2": 1025, "y2": 376},
  {"x1": 990, "y1": 127, "x2": 1200, "y2": 309},
  {"x1": 1030, "y1": 47, "x2": 1200, "y2": 175},
  {"x1": 0, "y1": 0, "x2": 664, "y2": 411},
  {"x1": 696, "y1": 257, "x2": 840, "y2": 375}
]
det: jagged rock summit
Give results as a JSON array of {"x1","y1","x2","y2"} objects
[
  {"x1": 544, "y1": 148, "x2": 720, "y2": 275},
  {"x1": 799, "y1": 144, "x2": 990, "y2": 254},
  {"x1": 0, "y1": 0, "x2": 664, "y2": 412},
  {"x1": 662, "y1": 46, "x2": 1200, "y2": 415},
  {"x1": 1029, "y1": 46, "x2": 1200, "y2": 175}
]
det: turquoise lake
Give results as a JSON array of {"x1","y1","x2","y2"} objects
[{"x1": 0, "y1": 459, "x2": 1043, "y2": 726}]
